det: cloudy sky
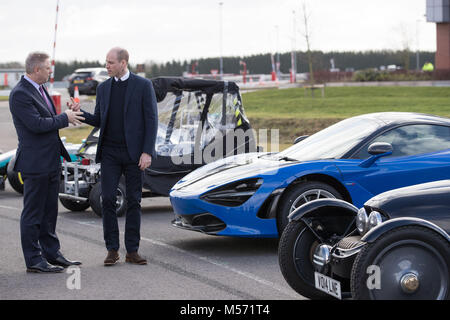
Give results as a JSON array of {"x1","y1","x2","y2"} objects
[{"x1": 0, "y1": 0, "x2": 436, "y2": 64}]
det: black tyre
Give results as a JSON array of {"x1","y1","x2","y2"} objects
[
  {"x1": 59, "y1": 198, "x2": 90, "y2": 212},
  {"x1": 278, "y1": 220, "x2": 334, "y2": 300},
  {"x1": 58, "y1": 181, "x2": 90, "y2": 212},
  {"x1": 6, "y1": 156, "x2": 24, "y2": 194},
  {"x1": 277, "y1": 181, "x2": 342, "y2": 234},
  {"x1": 89, "y1": 180, "x2": 126, "y2": 218},
  {"x1": 351, "y1": 226, "x2": 450, "y2": 300},
  {"x1": 0, "y1": 175, "x2": 6, "y2": 190}
]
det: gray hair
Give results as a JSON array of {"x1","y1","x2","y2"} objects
[{"x1": 25, "y1": 51, "x2": 50, "y2": 74}]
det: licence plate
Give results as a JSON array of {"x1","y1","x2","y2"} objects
[
  {"x1": 74, "y1": 79, "x2": 84, "y2": 84},
  {"x1": 314, "y1": 272, "x2": 342, "y2": 299}
]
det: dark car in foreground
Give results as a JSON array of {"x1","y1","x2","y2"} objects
[
  {"x1": 68, "y1": 68, "x2": 109, "y2": 96},
  {"x1": 279, "y1": 180, "x2": 450, "y2": 300}
]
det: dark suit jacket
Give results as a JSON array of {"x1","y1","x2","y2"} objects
[
  {"x1": 9, "y1": 76, "x2": 70, "y2": 174},
  {"x1": 82, "y1": 72, "x2": 158, "y2": 163}
]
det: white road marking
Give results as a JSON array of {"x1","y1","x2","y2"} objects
[{"x1": 0, "y1": 205, "x2": 20, "y2": 211}]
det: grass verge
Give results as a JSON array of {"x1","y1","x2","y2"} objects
[{"x1": 242, "y1": 86, "x2": 450, "y2": 146}]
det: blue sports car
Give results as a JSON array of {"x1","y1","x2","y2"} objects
[{"x1": 170, "y1": 112, "x2": 450, "y2": 238}]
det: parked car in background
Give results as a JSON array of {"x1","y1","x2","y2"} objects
[
  {"x1": 68, "y1": 68, "x2": 108, "y2": 96},
  {"x1": 279, "y1": 180, "x2": 450, "y2": 300},
  {"x1": 170, "y1": 112, "x2": 450, "y2": 238}
]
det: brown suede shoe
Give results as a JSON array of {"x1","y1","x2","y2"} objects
[
  {"x1": 104, "y1": 250, "x2": 119, "y2": 266},
  {"x1": 125, "y1": 252, "x2": 147, "y2": 265}
]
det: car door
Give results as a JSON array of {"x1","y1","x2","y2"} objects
[{"x1": 337, "y1": 124, "x2": 450, "y2": 206}]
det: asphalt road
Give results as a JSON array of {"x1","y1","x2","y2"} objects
[
  {"x1": 0, "y1": 89, "x2": 302, "y2": 301},
  {"x1": 0, "y1": 182, "x2": 301, "y2": 300}
]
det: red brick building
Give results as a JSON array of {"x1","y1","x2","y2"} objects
[{"x1": 427, "y1": 0, "x2": 450, "y2": 70}]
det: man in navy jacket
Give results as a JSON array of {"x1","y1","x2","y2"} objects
[
  {"x1": 72, "y1": 47, "x2": 158, "y2": 266},
  {"x1": 9, "y1": 51, "x2": 84, "y2": 273}
]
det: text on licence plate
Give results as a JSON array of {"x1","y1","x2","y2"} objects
[{"x1": 314, "y1": 272, "x2": 342, "y2": 299}]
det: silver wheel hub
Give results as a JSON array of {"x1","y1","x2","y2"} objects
[
  {"x1": 400, "y1": 273, "x2": 420, "y2": 294},
  {"x1": 290, "y1": 189, "x2": 336, "y2": 213}
]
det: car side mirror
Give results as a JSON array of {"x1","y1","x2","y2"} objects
[
  {"x1": 368, "y1": 142, "x2": 393, "y2": 156},
  {"x1": 359, "y1": 142, "x2": 393, "y2": 168},
  {"x1": 294, "y1": 135, "x2": 309, "y2": 144}
]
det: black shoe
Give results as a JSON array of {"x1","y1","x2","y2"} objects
[
  {"x1": 47, "y1": 255, "x2": 82, "y2": 268},
  {"x1": 26, "y1": 261, "x2": 64, "y2": 273}
]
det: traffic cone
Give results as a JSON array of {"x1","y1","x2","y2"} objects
[{"x1": 73, "y1": 86, "x2": 80, "y2": 103}]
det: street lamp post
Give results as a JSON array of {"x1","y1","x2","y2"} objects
[
  {"x1": 219, "y1": 2, "x2": 224, "y2": 79},
  {"x1": 275, "y1": 25, "x2": 280, "y2": 78},
  {"x1": 416, "y1": 19, "x2": 421, "y2": 71},
  {"x1": 290, "y1": 10, "x2": 297, "y2": 83}
]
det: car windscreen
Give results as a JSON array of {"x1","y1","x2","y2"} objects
[
  {"x1": 277, "y1": 117, "x2": 382, "y2": 161},
  {"x1": 155, "y1": 90, "x2": 242, "y2": 157}
]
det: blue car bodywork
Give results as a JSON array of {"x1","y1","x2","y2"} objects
[{"x1": 170, "y1": 112, "x2": 450, "y2": 238}]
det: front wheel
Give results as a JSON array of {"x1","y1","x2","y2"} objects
[
  {"x1": 278, "y1": 220, "x2": 334, "y2": 299},
  {"x1": 89, "y1": 180, "x2": 127, "y2": 218},
  {"x1": 277, "y1": 181, "x2": 342, "y2": 234},
  {"x1": 351, "y1": 226, "x2": 450, "y2": 300},
  {"x1": 59, "y1": 198, "x2": 90, "y2": 212}
]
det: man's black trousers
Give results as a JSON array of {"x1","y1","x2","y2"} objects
[
  {"x1": 100, "y1": 145, "x2": 143, "y2": 253},
  {"x1": 20, "y1": 170, "x2": 61, "y2": 267}
]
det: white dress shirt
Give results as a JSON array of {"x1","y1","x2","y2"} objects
[
  {"x1": 114, "y1": 70, "x2": 130, "y2": 82},
  {"x1": 24, "y1": 75, "x2": 42, "y2": 94}
]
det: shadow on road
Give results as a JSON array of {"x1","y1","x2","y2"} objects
[{"x1": 171, "y1": 236, "x2": 280, "y2": 255}]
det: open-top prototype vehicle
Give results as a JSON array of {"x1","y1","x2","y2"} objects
[
  {"x1": 278, "y1": 180, "x2": 450, "y2": 300},
  {"x1": 58, "y1": 77, "x2": 256, "y2": 216}
]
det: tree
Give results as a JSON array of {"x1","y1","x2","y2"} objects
[{"x1": 397, "y1": 23, "x2": 413, "y2": 71}]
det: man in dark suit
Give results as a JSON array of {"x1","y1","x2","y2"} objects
[
  {"x1": 9, "y1": 51, "x2": 84, "y2": 273},
  {"x1": 71, "y1": 47, "x2": 158, "y2": 266}
]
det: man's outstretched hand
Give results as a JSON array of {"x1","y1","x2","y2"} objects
[
  {"x1": 67, "y1": 97, "x2": 81, "y2": 112},
  {"x1": 65, "y1": 109, "x2": 85, "y2": 126}
]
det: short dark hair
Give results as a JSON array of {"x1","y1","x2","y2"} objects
[{"x1": 25, "y1": 51, "x2": 50, "y2": 74}]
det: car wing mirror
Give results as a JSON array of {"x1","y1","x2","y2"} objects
[
  {"x1": 294, "y1": 135, "x2": 309, "y2": 144},
  {"x1": 359, "y1": 142, "x2": 393, "y2": 168},
  {"x1": 368, "y1": 142, "x2": 393, "y2": 155}
]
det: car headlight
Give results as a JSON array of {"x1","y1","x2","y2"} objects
[
  {"x1": 356, "y1": 207, "x2": 369, "y2": 235},
  {"x1": 368, "y1": 211, "x2": 383, "y2": 230},
  {"x1": 200, "y1": 178, "x2": 263, "y2": 207}
]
